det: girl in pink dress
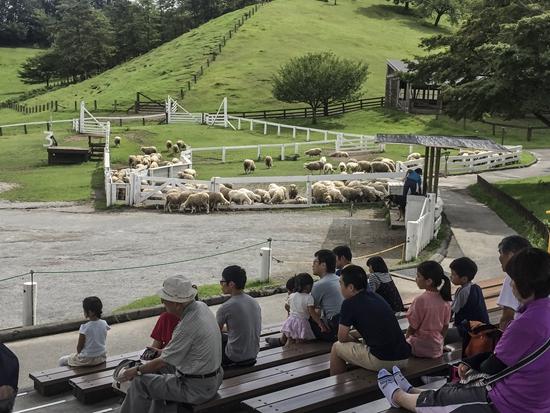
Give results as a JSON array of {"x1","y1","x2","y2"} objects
[
  {"x1": 281, "y1": 273, "x2": 316, "y2": 345},
  {"x1": 406, "y1": 261, "x2": 452, "y2": 358}
]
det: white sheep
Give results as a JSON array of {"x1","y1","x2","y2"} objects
[
  {"x1": 329, "y1": 151, "x2": 349, "y2": 158},
  {"x1": 288, "y1": 184, "x2": 298, "y2": 199},
  {"x1": 270, "y1": 187, "x2": 286, "y2": 204},
  {"x1": 338, "y1": 162, "x2": 346, "y2": 172},
  {"x1": 253, "y1": 189, "x2": 271, "y2": 203},
  {"x1": 327, "y1": 188, "x2": 346, "y2": 203},
  {"x1": 183, "y1": 168, "x2": 197, "y2": 178},
  {"x1": 371, "y1": 161, "x2": 392, "y2": 173},
  {"x1": 228, "y1": 189, "x2": 253, "y2": 205},
  {"x1": 172, "y1": 145, "x2": 180, "y2": 154},
  {"x1": 265, "y1": 155, "x2": 273, "y2": 169},
  {"x1": 149, "y1": 161, "x2": 159, "y2": 169},
  {"x1": 305, "y1": 148, "x2": 322, "y2": 156},
  {"x1": 268, "y1": 183, "x2": 288, "y2": 200},
  {"x1": 141, "y1": 146, "x2": 157, "y2": 155},
  {"x1": 238, "y1": 188, "x2": 262, "y2": 203},
  {"x1": 164, "y1": 190, "x2": 191, "y2": 213},
  {"x1": 319, "y1": 156, "x2": 327, "y2": 164},
  {"x1": 171, "y1": 157, "x2": 180, "y2": 163},
  {"x1": 243, "y1": 159, "x2": 256, "y2": 174},
  {"x1": 208, "y1": 192, "x2": 230, "y2": 211},
  {"x1": 304, "y1": 161, "x2": 324, "y2": 173},
  {"x1": 357, "y1": 161, "x2": 371, "y2": 173},
  {"x1": 407, "y1": 152, "x2": 421, "y2": 161},
  {"x1": 113, "y1": 136, "x2": 121, "y2": 147},
  {"x1": 177, "y1": 171, "x2": 195, "y2": 180},
  {"x1": 176, "y1": 140, "x2": 187, "y2": 150},
  {"x1": 166, "y1": 140, "x2": 173, "y2": 151},
  {"x1": 340, "y1": 186, "x2": 363, "y2": 202},
  {"x1": 346, "y1": 162, "x2": 359, "y2": 173},
  {"x1": 323, "y1": 163, "x2": 335, "y2": 174},
  {"x1": 181, "y1": 192, "x2": 209, "y2": 214}
]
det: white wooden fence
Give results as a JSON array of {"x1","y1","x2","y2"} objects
[
  {"x1": 73, "y1": 101, "x2": 111, "y2": 138},
  {"x1": 125, "y1": 171, "x2": 406, "y2": 208},
  {"x1": 396, "y1": 145, "x2": 522, "y2": 174},
  {"x1": 405, "y1": 193, "x2": 443, "y2": 261}
]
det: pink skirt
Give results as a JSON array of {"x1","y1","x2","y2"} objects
[{"x1": 281, "y1": 315, "x2": 316, "y2": 340}]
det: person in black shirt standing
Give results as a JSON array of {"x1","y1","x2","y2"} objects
[
  {"x1": 0, "y1": 343, "x2": 19, "y2": 413},
  {"x1": 330, "y1": 265, "x2": 411, "y2": 375}
]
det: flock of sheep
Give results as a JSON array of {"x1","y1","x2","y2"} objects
[{"x1": 161, "y1": 177, "x2": 391, "y2": 214}]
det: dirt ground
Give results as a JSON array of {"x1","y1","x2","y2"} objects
[{"x1": 0, "y1": 202, "x2": 405, "y2": 329}]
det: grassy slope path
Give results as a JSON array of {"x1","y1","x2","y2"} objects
[
  {"x1": 0, "y1": 47, "x2": 45, "y2": 101},
  {"x1": 22, "y1": 6, "x2": 258, "y2": 109},
  {"x1": 183, "y1": 0, "x2": 450, "y2": 111}
]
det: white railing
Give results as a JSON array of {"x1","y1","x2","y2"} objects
[
  {"x1": 405, "y1": 193, "x2": 443, "y2": 261},
  {"x1": 396, "y1": 145, "x2": 522, "y2": 175},
  {"x1": 335, "y1": 133, "x2": 380, "y2": 152},
  {"x1": 166, "y1": 96, "x2": 203, "y2": 124},
  {"x1": 190, "y1": 139, "x2": 337, "y2": 163},
  {"x1": 129, "y1": 171, "x2": 406, "y2": 208},
  {"x1": 73, "y1": 101, "x2": 110, "y2": 138}
]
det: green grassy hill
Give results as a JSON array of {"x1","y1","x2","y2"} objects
[
  {"x1": 0, "y1": 47, "x2": 45, "y2": 101},
  {"x1": 21, "y1": 6, "x2": 258, "y2": 111},
  {"x1": 20, "y1": 0, "x2": 448, "y2": 113},
  {"x1": 183, "y1": 0, "x2": 451, "y2": 111}
]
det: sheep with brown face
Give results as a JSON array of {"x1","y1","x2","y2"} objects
[
  {"x1": 113, "y1": 136, "x2": 121, "y2": 147},
  {"x1": 208, "y1": 192, "x2": 230, "y2": 211},
  {"x1": 265, "y1": 156, "x2": 273, "y2": 169},
  {"x1": 304, "y1": 161, "x2": 324, "y2": 173},
  {"x1": 166, "y1": 140, "x2": 173, "y2": 151},
  {"x1": 164, "y1": 190, "x2": 192, "y2": 213},
  {"x1": 288, "y1": 184, "x2": 298, "y2": 200}
]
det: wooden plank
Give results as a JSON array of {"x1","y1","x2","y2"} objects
[{"x1": 245, "y1": 350, "x2": 463, "y2": 413}]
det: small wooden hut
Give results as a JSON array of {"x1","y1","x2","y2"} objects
[{"x1": 385, "y1": 59, "x2": 442, "y2": 114}]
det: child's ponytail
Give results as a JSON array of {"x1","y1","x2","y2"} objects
[
  {"x1": 417, "y1": 261, "x2": 451, "y2": 301},
  {"x1": 440, "y1": 274, "x2": 451, "y2": 302}
]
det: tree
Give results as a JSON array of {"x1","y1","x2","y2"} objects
[
  {"x1": 415, "y1": 0, "x2": 464, "y2": 26},
  {"x1": 272, "y1": 52, "x2": 369, "y2": 124},
  {"x1": 18, "y1": 52, "x2": 59, "y2": 86},
  {"x1": 50, "y1": 0, "x2": 115, "y2": 80},
  {"x1": 406, "y1": 0, "x2": 550, "y2": 126}
]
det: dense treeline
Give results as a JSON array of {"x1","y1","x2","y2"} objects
[{"x1": 1, "y1": 0, "x2": 256, "y2": 86}]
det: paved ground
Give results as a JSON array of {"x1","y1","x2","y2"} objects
[
  {"x1": 0, "y1": 206, "x2": 405, "y2": 328},
  {"x1": 3, "y1": 149, "x2": 550, "y2": 413}
]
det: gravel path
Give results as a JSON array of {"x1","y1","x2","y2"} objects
[{"x1": 0, "y1": 205, "x2": 404, "y2": 328}]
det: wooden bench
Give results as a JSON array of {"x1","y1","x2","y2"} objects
[
  {"x1": 47, "y1": 146, "x2": 90, "y2": 164},
  {"x1": 240, "y1": 303, "x2": 503, "y2": 413},
  {"x1": 29, "y1": 351, "x2": 141, "y2": 396},
  {"x1": 241, "y1": 348, "x2": 462, "y2": 413},
  {"x1": 71, "y1": 341, "x2": 332, "y2": 404},
  {"x1": 32, "y1": 324, "x2": 283, "y2": 397}
]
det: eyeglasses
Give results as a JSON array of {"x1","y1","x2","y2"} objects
[{"x1": 219, "y1": 280, "x2": 227, "y2": 285}]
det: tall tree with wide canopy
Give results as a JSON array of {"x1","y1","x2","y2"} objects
[
  {"x1": 407, "y1": 0, "x2": 550, "y2": 126},
  {"x1": 272, "y1": 52, "x2": 369, "y2": 124}
]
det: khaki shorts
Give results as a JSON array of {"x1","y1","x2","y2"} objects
[{"x1": 333, "y1": 341, "x2": 408, "y2": 371}]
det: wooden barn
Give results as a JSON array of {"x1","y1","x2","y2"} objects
[{"x1": 385, "y1": 59, "x2": 442, "y2": 114}]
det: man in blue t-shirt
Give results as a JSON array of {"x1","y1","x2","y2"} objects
[
  {"x1": 0, "y1": 343, "x2": 19, "y2": 413},
  {"x1": 330, "y1": 265, "x2": 411, "y2": 375}
]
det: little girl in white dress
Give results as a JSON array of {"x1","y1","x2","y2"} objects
[{"x1": 281, "y1": 273, "x2": 316, "y2": 345}]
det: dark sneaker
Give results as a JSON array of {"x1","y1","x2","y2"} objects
[{"x1": 265, "y1": 337, "x2": 283, "y2": 347}]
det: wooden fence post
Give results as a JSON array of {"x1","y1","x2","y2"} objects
[
  {"x1": 180, "y1": 88, "x2": 184, "y2": 98},
  {"x1": 24, "y1": 124, "x2": 28, "y2": 134},
  {"x1": 47, "y1": 122, "x2": 51, "y2": 131},
  {"x1": 74, "y1": 101, "x2": 77, "y2": 111},
  {"x1": 0, "y1": 127, "x2": 3, "y2": 136},
  {"x1": 55, "y1": 101, "x2": 58, "y2": 112},
  {"x1": 218, "y1": 44, "x2": 222, "y2": 53},
  {"x1": 114, "y1": 100, "x2": 118, "y2": 111},
  {"x1": 200, "y1": 66, "x2": 203, "y2": 75},
  {"x1": 206, "y1": 59, "x2": 210, "y2": 67},
  {"x1": 527, "y1": 127, "x2": 532, "y2": 141},
  {"x1": 142, "y1": 117, "x2": 146, "y2": 126},
  {"x1": 119, "y1": 118, "x2": 122, "y2": 127},
  {"x1": 94, "y1": 100, "x2": 97, "y2": 110},
  {"x1": 188, "y1": 81, "x2": 191, "y2": 90},
  {"x1": 193, "y1": 74, "x2": 197, "y2": 83}
]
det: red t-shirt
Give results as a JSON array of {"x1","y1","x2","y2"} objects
[{"x1": 150, "y1": 312, "x2": 180, "y2": 348}]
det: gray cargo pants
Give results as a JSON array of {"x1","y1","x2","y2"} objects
[{"x1": 119, "y1": 369, "x2": 223, "y2": 413}]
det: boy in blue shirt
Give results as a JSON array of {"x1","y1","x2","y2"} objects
[{"x1": 447, "y1": 257, "x2": 490, "y2": 350}]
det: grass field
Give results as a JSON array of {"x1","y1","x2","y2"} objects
[
  {"x1": 0, "y1": 47, "x2": 45, "y2": 101},
  {"x1": 19, "y1": 6, "x2": 258, "y2": 110},
  {"x1": 469, "y1": 177, "x2": 550, "y2": 249},
  {"x1": 18, "y1": 0, "x2": 449, "y2": 112},
  {"x1": 0, "y1": 109, "x2": 537, "y2": 203}
]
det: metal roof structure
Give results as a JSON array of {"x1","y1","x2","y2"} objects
[
  {"x1": 375, "y1": 134, "x2": 510, "y2": 152},
  {"x1": 387, "y1": 59, "x2": 409, "y2": 73}
]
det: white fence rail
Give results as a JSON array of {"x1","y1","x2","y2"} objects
[
  {"x1": 397, "y1": 145, "x2": 522, "y2": 174},
  {"x1": 405, "y1": 193, "x2": 442, "y2": 261},
  {"x1": 125, "y1": 171, "x2": 406, "y2": 208}
]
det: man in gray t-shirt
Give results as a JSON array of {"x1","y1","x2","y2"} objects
[
  {"x1": 309, "y1": 249, "x2": 343, "y2": 342},
  {"x1": 216, "y1": 266, "x2": 261, "y2": 366}
]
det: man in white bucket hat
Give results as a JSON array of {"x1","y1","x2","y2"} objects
[{"x1": 118, "y1": 275, "x2": 222, "y2": 412}]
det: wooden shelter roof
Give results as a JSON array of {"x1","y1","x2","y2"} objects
[{"x1": 375, "y1": 134, "x2": 510, "y2": 152}]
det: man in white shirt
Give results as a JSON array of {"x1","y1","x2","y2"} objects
[{"x1": 496, "y1": 235, "x2": 531, "y2": 330}]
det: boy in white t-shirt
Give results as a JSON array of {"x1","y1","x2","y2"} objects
[
  {"x1": 496, "y1": 236, "x2": 531, "y2": 330},
  {"x1": 59, "y1": 296, "x2": 110, "y2": 366}
]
